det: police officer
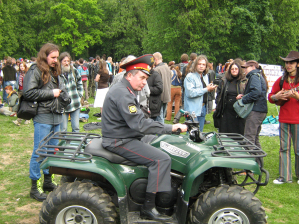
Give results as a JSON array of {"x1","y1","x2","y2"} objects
[{"x1": 101, "y1": 54, "x2": 187, "y2": 221}]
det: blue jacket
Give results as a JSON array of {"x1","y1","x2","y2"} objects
[
  {"x1": 242, "y1": 69, "x2": 268, "y2": 113},
  {"x1": 184, "y1": 72, "x2": 209, "y2": 116}
]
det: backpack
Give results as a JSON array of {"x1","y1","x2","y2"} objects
[
  {"x1": 180, "y1": 63, "x2": 187, "y2": 75},
  {"x1": 78, "y1": 65, "x2": 89, "y2": 81}
]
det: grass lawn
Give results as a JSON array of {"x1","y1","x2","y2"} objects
[{"x1": 0, "y1": 95, "x2": 298, "y2": 224}]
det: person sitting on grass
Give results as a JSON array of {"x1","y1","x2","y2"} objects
[{"x1": 0, "y1": 86, "x2": 18, "y2": 116}]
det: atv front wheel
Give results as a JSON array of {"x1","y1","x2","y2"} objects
[
  {"x1": 39, "y1": 181, "x2": 117, "y2": 224},
  {"x1": 60, "y1": 175, "x2": 76, "y2": 184},
  {"x1": 189, "y1": 185, "x2": 266, "y2": 224}
]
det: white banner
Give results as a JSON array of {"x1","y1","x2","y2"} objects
[{"x1": 260, "y1": 64, "x2": 283, "y2": 93}]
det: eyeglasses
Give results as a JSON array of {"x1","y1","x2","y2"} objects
[{"x1": 231, "y1": 68, "x2": 238, "y2": 71}]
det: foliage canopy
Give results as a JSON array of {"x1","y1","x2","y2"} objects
[{"x1": 0, "y1": 0, "x2": 298, "y2": 65}]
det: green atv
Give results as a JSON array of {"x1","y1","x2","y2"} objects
[{"x1": 36, "y1": 110, "x2": 269, "y2": 224}]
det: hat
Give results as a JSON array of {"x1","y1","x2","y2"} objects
[
  {"x1": 89, "y1": 57, "x2": 94, "y2": 61},
  {"x1": 120, "y1": 54, "x2": 154, "y2": 76},
  {"x1": 241, "y1": 60, "x2": 259, "y2": 68},
  {"x1": 279, "y1": 51, "x2": 299, "y2": 62}
]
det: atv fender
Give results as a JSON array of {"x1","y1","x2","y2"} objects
[
  {"x1": 181, "y1": 157, "x2": 261, "y2": 201},
  {"x1": 40, "y1": 156, "x2": 128, "y2": 197}
]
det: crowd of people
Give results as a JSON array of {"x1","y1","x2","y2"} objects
[{"x1": 1, "y1": 42, "x2": 299, "y2": 221}]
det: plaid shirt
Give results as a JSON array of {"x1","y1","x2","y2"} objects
[{"x1": 60, "y1": 67, "x2": 83, "y2": 112}]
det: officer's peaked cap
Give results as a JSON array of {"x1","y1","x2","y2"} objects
[{"x1": 120, "y1": 54, "x2": 154, "y2": 76}]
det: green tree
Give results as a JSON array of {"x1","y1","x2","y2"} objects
[
  {"x1": 0, "y1": 0, "x2": 20, "y2": 58},
  {"x1": 262, "y1": 0, "x2": 299, "y2": 65},
  {"x1": 90, "y1": 0, "x2": 147, "y2": 62},
  {"x1": 50, "y1": 0, "x2": 103, "y2": 58}
]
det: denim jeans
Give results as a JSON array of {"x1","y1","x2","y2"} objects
[
  {"x1": 60, "y1": 108, "x2": 80, "y2": 132},
  {"x1": 197, "y1": 105, "x2": 206, "y2": 132},
  {"x1": 156, "y1": 103, "x2": 167, "y2": 123},
  {"x1": 3, "y1": 81, "x2": 17, "y2": 103},
  {"x1": 29, "y1": 121, "x2": 60, "y2": 180}
]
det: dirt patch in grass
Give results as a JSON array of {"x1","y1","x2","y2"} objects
[
  {"x1": 15, "y1": 202, "x2": 40, "y2": 224},
  {"x1": 2, "y1": 143, "x2": 13, "y2": 148},
  {"x1": 1, "y1": 152, "x2": 14, "y2": 166}
]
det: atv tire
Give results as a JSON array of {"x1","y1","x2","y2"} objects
[
  {"x1": 189, "y1": 185, "x2": 266, "y2": 224},
  {"x1": 39, "y1": 181, "x2": 117, "y2": 224},
  {"x1": 60, "y1": 175, "x2": 76, "y2": 184}
]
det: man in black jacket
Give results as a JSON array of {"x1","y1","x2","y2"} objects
[{"x1": 147, "y1": 67, "x2": 163, "y2": 120}]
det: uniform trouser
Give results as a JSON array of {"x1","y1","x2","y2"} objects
[
  {"x1": 244, "y1": 111, "x2": 266, "y2": 149},
  {"x1": 83, "y1": 80, "x2": 88, "y2": 100},
  {"x1": 102, "y1": 137, "x2": 171, "y2": 193},
  {"x1": 166, "y1": 87, "x2": 181, "y2": 121},
  {"x1": 88, "y1": 78, "x2": 96, "y2": 98},
  {"x1": 279, "y1": 123, "x2": 299, "y2": 181}
]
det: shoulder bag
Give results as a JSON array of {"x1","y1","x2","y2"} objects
[
  {"x1": 233, "y1": 98, "x2": 254, "y2": 118},
  {"x1": 17, "y1": 95, "x2": 38, "y2": 120}
]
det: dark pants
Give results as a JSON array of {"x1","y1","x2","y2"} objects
[
  {"x1": 244, "y1": 111, "x2": 266, "y2": 149},
  {"x1": 88, "y1": 78, "x2": 96, "y2": 98},
  {"x1": 102, "y1": 137, "x2": 171, "y2": 192}
]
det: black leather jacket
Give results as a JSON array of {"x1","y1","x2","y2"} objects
[{"x1": 23, "y1": 63, "x2": 68, "y2": 114}]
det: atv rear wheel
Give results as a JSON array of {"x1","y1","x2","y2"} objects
[
  {"x1": 189, "y1": 185, "x2": 266, "y2": 224},
  {"x1": 39, "y1": 181, "x2": 117, "y2": 224}
]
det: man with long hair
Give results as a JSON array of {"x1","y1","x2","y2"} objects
[
  {"x1": 184, "y1": 55, "x2": 217, "y2": 131},
  {"x1": 269, "y1": 51, "x2": 299, "y2": 184},
  {"x1": 23, "y1": 43, "x2": 66, "y2": 201}
]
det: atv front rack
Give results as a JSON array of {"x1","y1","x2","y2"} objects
[
  {"x1": 211, "y1": 132, "x2": 267, "y2": 159},
  {"x1": 35, "y1": 131, "x2": 101, "y2": 162},
  {"x1": 209, "y1": 132, "x2": 269, "y2": 194}
]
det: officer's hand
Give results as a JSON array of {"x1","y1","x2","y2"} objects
[
  {"x1": 53, "y1": 89, "x2": 62, "y2": 97},
  {"x1": 172, "y1": 124, "x2": 188, "y2": 133}
]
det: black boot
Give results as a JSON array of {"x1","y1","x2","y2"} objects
[
  {"x1": 30, "y1": 179, "x2": 47, "y2": 202},
  {"x1": 140, "y1": 192, "x2": 171, "y2": 221},
  {"x1": 43, "y1": 174, "x2": 57, "y2": 192}
]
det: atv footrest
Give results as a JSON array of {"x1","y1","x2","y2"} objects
[{"x1": 128, "y1": 212, "x2": 178, "y2": 224}]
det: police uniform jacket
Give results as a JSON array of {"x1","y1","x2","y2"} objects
[{"x1": 101, "y1": 77, "x2": 172, "y2": 139}]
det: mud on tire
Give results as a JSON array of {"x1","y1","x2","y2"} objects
[
  {"x1": 39, "y1": 181, "x2": 117, "y2": 224},
  {"x1": 189, "y1": 185, "x2": 267, "y2": 224}
]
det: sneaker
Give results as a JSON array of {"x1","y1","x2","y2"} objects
[
  {"x1": 204, "y1": 120, "x2": 211, "y2": 124},
  {"x1": 13, "y1": 120, "x2": 21, "y2": 126},
  {"x1": 10, "y1": 112, "x2": 17, "y2": 117},
  {"x1": 97, "y1": 117, "x2": 101, "y2": 120},
  {"x1": 297, "y1": 180, "x2": 299, "y2": 184},
  {"x1": 24, "y1": 120, "x2": 31, "y2": 125},
  {"x1": 273, "y1": 177, "x2": 292, "y2": 184}
]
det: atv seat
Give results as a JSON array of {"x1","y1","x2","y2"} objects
[{"x1": 85, "y1": 138, "x2": 138, "y2": 166}]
